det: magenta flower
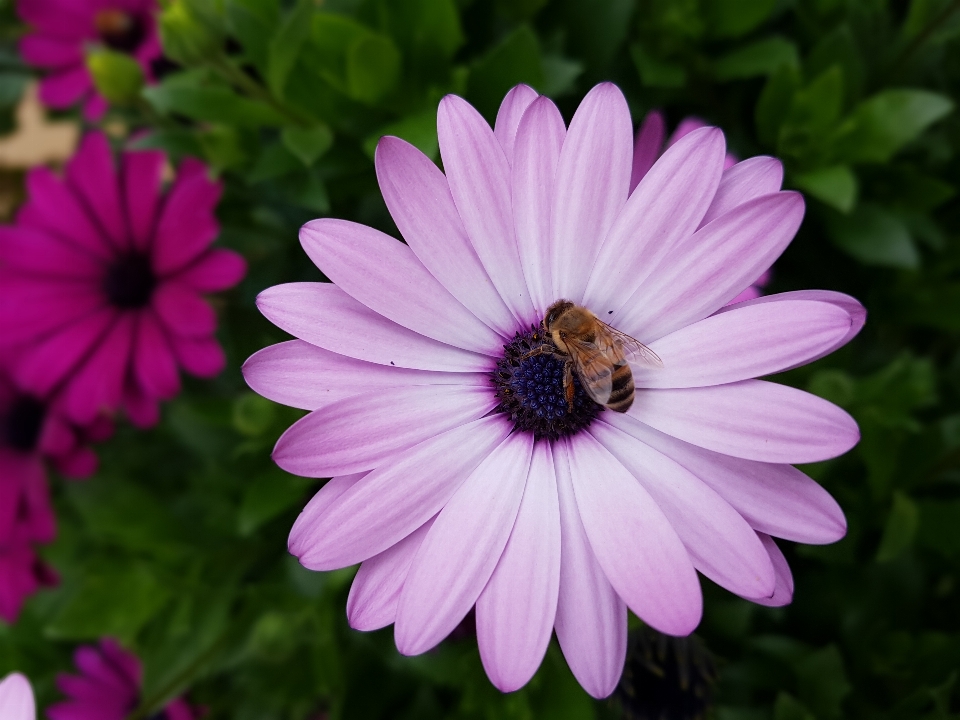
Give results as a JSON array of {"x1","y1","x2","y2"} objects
[
  {"x1": 245, "y1": 83, "x2": 864, "y2": 697},
  {"x1": 48, "y1": 638, "x2": 200, "y2": 720},
  {"x1": 18, "y1": 0, "x2": 161, "y2": 120},
  {"x1": 0, "y1": 672, "x2": 35, "y2": 720},
  {"x1": 0, "y1": 132, "x2": 245, "y2": 428}
]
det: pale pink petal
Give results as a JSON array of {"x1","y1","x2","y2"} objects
[
  {"x1": 493, "y1": 84, "x2": 539, "y2": 164},
  {"x1": 513, "y1": 96, "x2": 566, "y2": 315},
  {"x1": 749, "y1": 534, "x2": 794, "y2": 607},
  {"x1": 170, "y1": 248, "x2": 246, "y2": 292},
  {"x1": 62, "y1": 313, "x2": 135, "y2": 423},
  {"x1": 375, "y1": 136, "x2": 515, "y2": 335},
  {"x1": 629, "y1": 110, "x2": 665, "y2": 192},
  {"x1": 243, "y1": 340, "x2": 483, "y2": 411},
  {"x1": 582, "y1": 127, "x2": 726, "y2": 314},
  {"x1": 667, "y1": 117, "x2": 708, "y2": 146},
  {"x1": 395, "y1": 432, "x2": 533, "y2": 655},
  {"x1": 122, "y1": 149, "x2": 165, "y2": 252},
  {"x1": 477, "y1": 441, "x2": 561, "y2": 692},
  {"x1": 0, "y1": 672, "x2": 35, "y2": 720},
  {"x1": 634, "y1": 299, "x2": 855, "y2": 389},
  {"x1": 132, "y1": 311, "x2": 180, "y2": 399},
  {"x1": 346, "y1": 516, "x2": 436, "y2": 631},
  {"x1": 289, "y1": 472, "x2": 364, "y2": 557},
  {"x1": 256, "y1": 283, "x2": 492, "y2": 372},
  {"x1": 66, "y1": 133, "x2": 128, "y2": 249},
  {"x1": 603, "y1": 414, "x2": 846, "y2": 544},
  {"x1": 552, "y1": 83, "x2": 633, "y2": 303},
  {"x1": 617, "y1": 192, "x2": 805, "y2": 342},
  {"x1": 300, "y1": 219, "x2": 504, "y2": 354},
  {"x1": 438, "y1": 94, "x2": 536, "y2": 324},
  {"x1": 552, "y1": 439, "x2": 626, "y2": 699},
  {"x1": 567, "y1": 432, "x2": 702, "y2": 635},
  {"x1": 629, "y1": 379, "x2": 860, "y2": 464},
  {"x1": 591, "y1": 420, "x2": 775, "y2": 599},
  {"x1": 291, "y1": 415, "x2": 512, "y2": 570},
  {"x1": 700, "y1": 156, "x2": 784, "y2": 226},
  {"x1": 152, "y1": 282, "x2": 216, "y2": 337},
  {"x1": 273, "y1": 384, "x2": 497, "y2": 478}
]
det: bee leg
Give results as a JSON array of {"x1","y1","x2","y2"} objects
[
  {"x1": 521, "y1": 344, "x2": 561, "y2": 360},
  {"x1": 563, "y1": 361, "x2": 575, "y2": 412}
]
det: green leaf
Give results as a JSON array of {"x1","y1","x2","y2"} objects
[
  {"x1": 160, "y1": 0, "x2": 224, "y2": 65},
  {"x1": 266, "y1": 0, "x2": 314, "y2": 99},
  {"x1": 86, "y1": 50, "x2": 144, "y2": 105},
  {"x1": 467, "y1": 24, "x2": 545, "y2": 120},
  {"x1": 363, "y1": 108, "x2": 438, "y2": 160},
  {"x1": 46, "y1": 565, "x2": 172, "y2": 643},
  {"x1": 793, "y1": 165, "x2": 858, "y2": 212},
  {"x1": 826, "y1": 203, "x2": 919, "y2": 269},
  {"x1": 715, "y1": 37, "x2": 799, "y2": 81},
  {"x1": 247, "y1": 140, "x2": 301, "y2": 182},
  {"x1": 198, "y1": 125, "x2": 247, "y2": 170},
  {"x1": 773, "y1": 693, "x2": 816, "y2": 720},
  {"x1": 541, "y1": 54, "x2": 583, "y2": 97},
  {"x1": 559, "y1": 0, "x2": 635, "y2": 71},
  {"x1": 225, "y1": 0, "x2": 280, "y2": 73},
  {"x1": 918, "y1": 499, "x2": 960, "y2": 558},
  {"x1": 238, "y1": 469, "x2": 314, "y2": 536},
  {"x1": 309, "y1": 13, "x2": 401, "y2": 104},
  {"x1": 795, "y1": 645, "x2": 851, "y2": 719},
  {"x1": 702, "y1": 0, "x2": 776, "y2": 38},
  {"x1": 232, "y1": 391, "x2": 279, "y2": 436},
  {"x1": 369, "y1": 0, "x2": 464, "y2": 77},
  {"x1": 630, "y1": 42, "x2": 687, "y2": 88},
  {"x1": 876, "y1": 492, "x2": 920, "y2": 562},
  {"x1": 755, "y1": 63, "x2": 800, "y2": 146},
  {"x1": 143, "y1": 80, "x2": 286, "y2": 127},
  {"x1": 832, "y1": 89, "x2": 954, "y2": 163},
  {"x1": 281, "y1": 124, "x2": 333, "y2": 166}
]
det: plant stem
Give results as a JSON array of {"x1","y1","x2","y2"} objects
[
  {"x1": 891, "y1": 0, "x2": 960, "y2": 76},
  {"x1": 209, "y1": 56, "x2": 311, "y2": 126}
]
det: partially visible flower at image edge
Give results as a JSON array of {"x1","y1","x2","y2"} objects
[
  {"x1": 47, "y1": 638, "x2": 200, "y2": 720},
  {"x1": 17, "y1": 0, "x2": 162, "y2": 121},
  {"x1": 0, "y1": 671, "x2": 36, "y2": 720},
  {"x1": 244, "y1": 82, "x2": 864, "y2": 697},
  {"x1": 0, "y1": 131, "x2": 245, "y2": 428}
]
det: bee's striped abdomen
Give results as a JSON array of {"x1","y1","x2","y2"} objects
[{"x1": 606, "y1": 363, "x2": 635, "y2": 413}]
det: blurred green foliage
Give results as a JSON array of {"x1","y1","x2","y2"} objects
[{"x1": 2, "y1": 0, "x2": 960, "y2": 717}]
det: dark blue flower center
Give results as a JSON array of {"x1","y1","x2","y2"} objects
[
  {"x1": 491, "y1": 326, "x2": 602, "y2": 441},
  {"x1": 104, "y1": 252, "x2": 156, "y2": 308},
  {"x1": 2, "y1": 395, "x2": 46, "y2": 453}
]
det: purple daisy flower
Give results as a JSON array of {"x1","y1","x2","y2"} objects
[
  {"x1": 245, "y1": 83, "x2": 863, "y2": 697},
  {"x1": 0, "y1": 132, "x2": 245, "y2": 428},
  {"x1": 17, "y1": 0, "x2": 161, "y2": 121},
  {"x1": 0, "y1": 672, "x2": 35, "y2": 720},
  {"x1": 48, "y1": 638, "x2": 201, "y2": 720}
]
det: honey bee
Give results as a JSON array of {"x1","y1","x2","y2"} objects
[{"x1": 524, "y1": 300, "x2": 663, "y2": 413}]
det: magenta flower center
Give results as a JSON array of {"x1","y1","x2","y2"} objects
[
  {"x1": 94, "y1": 8, "x2": 146, "y2": 53},
  {"x1": 103, "y1": 252, "x2": 156, "y2": 308},
  {"x1": 2, "y1": 395, "x2": 46, "y2": 453},
  {"x1": 491, "y1": 326, "x2": 601, "y2": 441}
]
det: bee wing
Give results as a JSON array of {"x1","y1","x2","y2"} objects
[
  {"x1": 597, "y1": 321, "x2": 664, "y2": 369},
  {"x1": 565, "y1": 338, "x2": 615, "y2": 405}
]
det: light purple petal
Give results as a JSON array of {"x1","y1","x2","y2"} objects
[
  {"x1": 634, "y1": 299, "x2": 855, "y2": 389},
  {"x1": 713, "y1": 290, "x2": 867, "y2": 370},
  {"x1": 749, "y1": 534, "x2": 794, "y2": 607},
  {"x1": 300, "y1": 219, "x2": 503, "y2": 354},
  {"x1": 667, "y1": 117, "x2": 708, "y2": 146},
  {"x1": 273, "y1": 384, "x2": 497, "y2": 477},
  {"x1": 289, "y1": 472, "x2": 364, "y2": 555},
  {"x1": 629, "y1": 110, "x2": 665, "y2": 192},
  {"x1": 477, "y1": 441, "x2": 561, "y2": 692},
  {"x1": 493, "y1": 84, "x2": 539, "y2": 165},
  {"x1": 566, "y1": 433, "x2": 702, "y2": 635},
  {"x1": 375, "y1": 136, "x2": 515, "y2": 335},
  {"x1": 552, "y1": 83, "x2": 633, "y2": 303},
  {"x1": 602, "y1": 413, "x2": 846, "y2": 544},
  {"x1": 700, "y1": 156, "x2": 783, "y2": 227},
  {"x1": 617, "y1": 192, "x2": 805, "y2": 342},
  {"x1": 0, "y1": 672, "x2": 35, "y2": 720},
  {"x1": 438, "y1": 94, "x2": 536, "y2": 324},
  {"x1": 292, "y1": 415, "x2": 512, "y2": 570},
  {"x1": 582, "y1": 127, "x2": 726, "y2": 314},
  {"x1": 395, "y1": 432, "x2": 533, "y2": 655},
  {"x1": 553, "y1": 439, "x2": 626, "y2": 699},
  {"x1": 591, "y1": 421, "x2": 775, "y2": 600},
  {"x1": 346, "y1": 516, "x2": 436, "y2": 631},
  {"x1": 256, "y1": 283, "x2": 492, "y2": 372},
  {"x1": 629, "y1": 379, "x2": 860, "y2": 464},
  {"x1": 243, "y1": 340, "x2": 483, "y2": 411},
  {"x1": 513, "y1": 96, "x2": 566, "y2": 315}
]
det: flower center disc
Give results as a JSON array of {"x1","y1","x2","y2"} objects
[
  {"x1": 104, "y1": 252, "x2": 156, "y2": 308},
  {"x1": 3, "y1": 395, "x2": 46, "y2": 453},
  {"x1": 492, "y1": 326, "x2": 602, "y2": 441},
  {"x1": 95, "y1": 9, "x2": 146, "y2": 53}
]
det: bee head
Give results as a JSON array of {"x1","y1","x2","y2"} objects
[{"x1": 543, "y1": 300, "x2": 574, "y2": 330}]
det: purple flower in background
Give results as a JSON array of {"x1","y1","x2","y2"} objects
[
  {"x1": 245, "y1": 83, "x2": 864, "y2": 697},
  {"x1": 0, "y1": 672, "x2": 35, "y2": 720},
  {"x1": 48, "y1": 638, "x2": 200, "y2": 720},
  {"x1": 0, "y1": 132, "x2": 245, "y2": 428},
  {"x1": 18, "y1": 0, "x2": 161, "y2": 120}
]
